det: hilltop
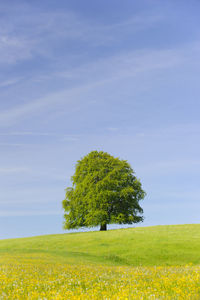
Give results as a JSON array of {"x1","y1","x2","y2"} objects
[{"x1": 0, "y1": 224, "x2": 200, "y2": 267}]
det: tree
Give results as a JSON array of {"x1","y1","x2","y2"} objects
[{"x1": 62, "y1": 151, "x2": 146, "y2": 231}]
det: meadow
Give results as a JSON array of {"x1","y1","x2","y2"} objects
[{"x1": 0, "y1": 224, "x2": 200, "y2": 299}]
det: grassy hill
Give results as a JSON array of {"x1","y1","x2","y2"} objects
[
  {"x1": 1, "y1": 224, "x2": 200, "y2": 298},
  {"x1": 0, "y1": 223, "x2": 200, "y2": 267}
]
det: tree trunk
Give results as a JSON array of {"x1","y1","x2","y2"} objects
[{"x1": 100, "y1": 223, "x2": 107, "y2": 231}]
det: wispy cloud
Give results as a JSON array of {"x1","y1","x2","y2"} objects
[
  {"x1": 0, "y1": 167, "x2": 29, "y2": 174},
  {"x1": 0, "y1": 210, "x2": 61, "y2": 217},
  {"x1": 0, "y1": 35, "x2": 33, "y2": 64},
  {"x1": 107, "y1": 127, "x2": 119, "y2": 132},
  {"x1": 0, "y1": 77, "x2": 23, "y2": 88},
  {"x1": 137, "y1": 159, "x2": 200, "y2": 177},
  {"x1": 0, "y1": 143, "x2": 33, "y2": 147},
  {"x1": 0, "y1": 46, "x2": 184, "y2": 127},
  {"x1": 134, "y1": 122, "x2": 200, "y2": 139},
  {"x1": 0, "y1": 2, "x2": 164, "y2": 65},
  {"x1": 0, "y1": 131, "x2": 80, "y2": 138},
  {"x1": 71, "y1": 13, "x2": 164, "y2": 46}
]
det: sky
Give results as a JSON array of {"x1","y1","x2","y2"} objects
[{"x1": 0, "y1": 0, "x2": 200, "y2": 239}]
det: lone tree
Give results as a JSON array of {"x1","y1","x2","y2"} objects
[{"x1": 63, "y1": 151, "x2": 145, "y2": 231}]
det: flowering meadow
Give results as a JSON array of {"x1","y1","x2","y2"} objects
[
  {"x1": 1, "y1": 225, "x2": 200, "y2": 299},
  {"x1": 0, "y1": 255, "x2": 200, "y2": 299}
]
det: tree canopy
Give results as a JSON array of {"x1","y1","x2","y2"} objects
[{"x1": 63, "y1": 151, "x2": 146, "y2": 230}]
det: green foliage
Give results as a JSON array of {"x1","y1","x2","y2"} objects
[{"x1": 63, "y1": 151, "x2": 145, "y2": 230}]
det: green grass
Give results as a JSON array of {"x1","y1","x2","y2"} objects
[{"x1": 0, "y1": 224, "x2": 200, "y2": 267}]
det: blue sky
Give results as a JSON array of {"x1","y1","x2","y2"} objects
[{"x1": 0, "y1": 0, "x2": 200, "y2": 239}]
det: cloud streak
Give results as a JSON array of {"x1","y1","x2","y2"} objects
[
  {"x1": 0, "y1": 210, "x2": 61, "y2": 217},
  {"x1": 0, "y1": 46, "x2": 184, "y2": 127},
  {"x1": 0, "y1": 167, "x2": 29, "y2": 174},
  {"x1": 0, "y1": 3, "x2": 164, "y2": 65}
]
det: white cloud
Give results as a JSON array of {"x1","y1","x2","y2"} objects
[
  {"x1": 0, "y1": 47, "x2": 183, "y2": 127},
  {"x1": 0, "y1": 3, "x2": 164, "y2": 65},
  {"x1": 0, "y1": 78, "x2": 22, "y2": 88},
  {"x1": 137, "y1": 159, "x2": 200, "y2": 176},
  {"x1": 107, "y1": 127, "x2": 119, "y2": 132},
  {"x1": 0, "y1": 167, "x2": 29, "y2": 174},
  {"x1": 0, "y1": 35, "x2": 34, "y2": 64},
  {"x1": 0, "y1": 132, "x2": 80, "y2": 138},
  {"x1": 0, "y1": 210, "x2": 61, "y2": 217},
  {"x1": 0, "y1": 143, "x2": 30, "y2": 147}
]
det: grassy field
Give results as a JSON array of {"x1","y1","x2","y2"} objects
[{"x1": 0, "y1": 224, "x2": 200, "y2": 299}]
